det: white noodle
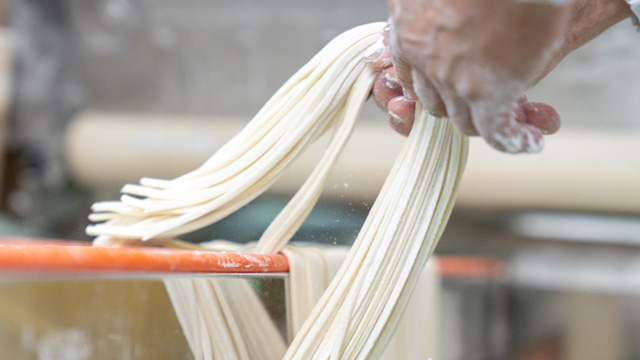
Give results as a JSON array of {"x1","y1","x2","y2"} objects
[{"x1": 88, "y1": 22, "x2": 467, "y2": 360}]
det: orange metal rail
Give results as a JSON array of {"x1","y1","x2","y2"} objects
[
  {"x1": 0, "y1": 237, "x2": 502, "y2": 277},
  {"x1": 0, "y1": 238, "x2": 289, "y2": 274}
]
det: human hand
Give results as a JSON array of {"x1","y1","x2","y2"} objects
[{"x1": 368, "y1": 1, "x2": 571, "y2": 153}]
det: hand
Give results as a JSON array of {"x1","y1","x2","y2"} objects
[
  {"x1": 369, "y1": 0, "x2": 632, "y2": 153},
  {"x1": 369, "y1": 1, "x2": 571, "y2": 153},
  {"x1": 367, "y1": 21, "x2": 419, "y2": 137}
]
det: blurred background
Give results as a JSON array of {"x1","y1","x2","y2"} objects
[{"x1": 0, "y1": 0, "x2": 639, "y2": 359}]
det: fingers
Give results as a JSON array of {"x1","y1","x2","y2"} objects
[
  {"x1": 369, "y1": 19, "x2": 561, "y2": 146},
  {"x1": 369, "y1": 19, "x2": 450, "y2": 135},
  {"x1": 387, "y1": 20, "x2": 445, "y2": 118},
  {"x1": 513, "y1": 94, "x2": 561, "y2": 134},
  {"x1": 387, "y1": 22, "x2": 419, "y2": 102},
  {"x1": 387, "y1": 97, "x2": 415, "y2": 136},
  {"x1": 521, "y1": 102, "x2": 561, "y2": 135},
  {"x1": 372, "y1": 67, "x2": 402, "y2": 111},
  {"x1": 470, "y1": 100, "x2": 545, "y2": 154},
  {"x1": 411, "y1": 70, "x2": 447, "y2": 118},
  {"x1": 439, "y1": 91, "x2": 478, "y2": 136},
  {"x1": 368, "y1": 19, "x2": 416, "y2": 137},
  {"x1": 371, "y1": 64, "x2": 416, "y2": 137},
  {"x1": 392, "y1": 56, "x2": 418, "y2": 102},
  {"x1": 373, "y1": 59, "x2": 560, "y2": 148}
]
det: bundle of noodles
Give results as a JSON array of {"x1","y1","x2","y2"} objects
[
  {"x1": 87, "y1": 21, "x2": 468, "y2": 360},
  {"x1": 87, "y1": 23, "x2": 382, "y2": 247},
  {"x1": 283, "y1": 104, "x2": 466, "y2": 359}
]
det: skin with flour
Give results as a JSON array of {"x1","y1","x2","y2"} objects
[{"x1": 368, "y1": 0, "x2": 633, "y2": 153}]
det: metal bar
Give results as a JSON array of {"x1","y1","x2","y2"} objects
[{"x1": 0, "y1": 239, "x2": 289, "y2": 274}]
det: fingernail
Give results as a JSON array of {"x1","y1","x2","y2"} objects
[
  {"x1": 388, "y1": 111, "x2": 411, "y2": 136},
  {"x1": 389, "y1": 110, "x2": 404, "y2": 124},
  {"x1": 383, "y1": 72, "x2": 400, "y2": 89}
]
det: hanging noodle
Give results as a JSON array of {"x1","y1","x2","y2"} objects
[{"x1": 88, "y1": 22, "x2": 467, "y2": 360}]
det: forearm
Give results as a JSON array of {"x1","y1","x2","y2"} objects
[
  {"x1": 379, "y1": 0, "x2": 633, "y2": 152},
  {"x1": 567, "y1": 0, "x2": 633, "y2": 51},
  {"x1": 533, "y1": 0, "x2": 632, "y2": 84}
]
